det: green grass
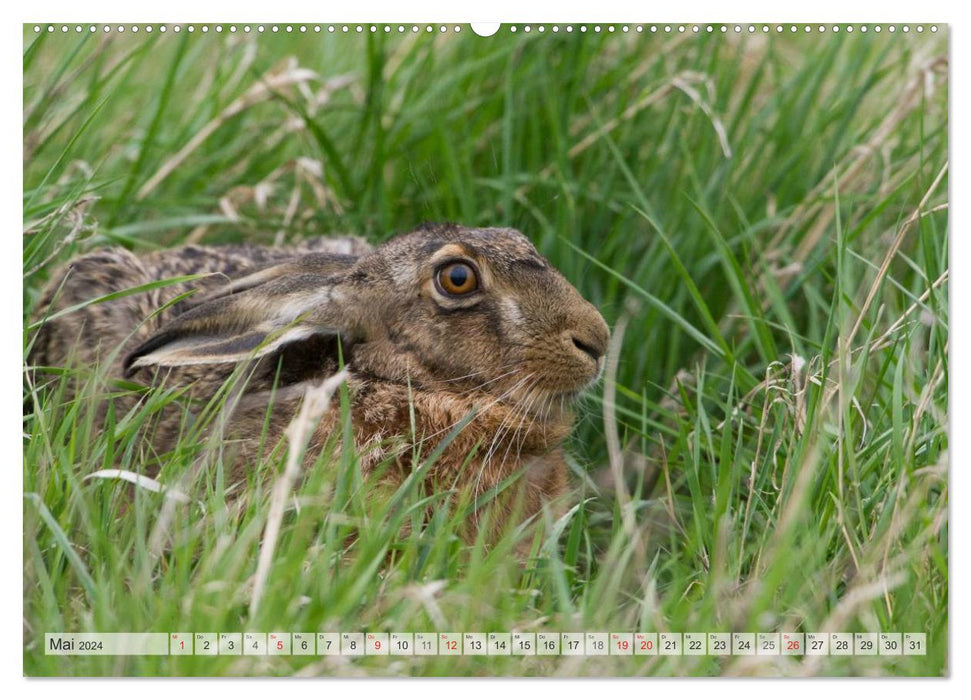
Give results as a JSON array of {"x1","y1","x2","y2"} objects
[{"x1": 23, "y1": 24, "x2": 948, "y2": 676}]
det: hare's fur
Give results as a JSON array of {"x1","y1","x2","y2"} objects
[{"x1": 30, "y1": 224, "x2": 608, "y2": 537}]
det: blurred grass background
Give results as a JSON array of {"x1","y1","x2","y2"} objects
[{"x1": 23, "y1": 24, "x2": 947, "y2": 676}]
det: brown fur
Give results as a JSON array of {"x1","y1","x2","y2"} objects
[{"x1": 29, "y1": 224, "x2": 609, "y2": 541}]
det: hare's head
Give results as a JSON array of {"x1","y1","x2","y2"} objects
[{"x1": 126, "y1": 224, "x2": 609, "y2": 412}]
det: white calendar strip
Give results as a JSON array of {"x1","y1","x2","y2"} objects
[
  {"x1": 45, "y1": 633, "x2": 169, "y2": 655},
  {"x1": 45, "y1": 631, "x2": 927, "y2": 657}
]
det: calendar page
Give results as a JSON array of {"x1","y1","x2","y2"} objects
[{"x1": 22, "y1": 18, "x2": 948, "y2": 678}]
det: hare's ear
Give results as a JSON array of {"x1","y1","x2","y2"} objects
[
  {"x1": 123, "y1": 256, "x2": 357, "y2": 375},
  {"x1": 193, "y1": 252, "x2": 358, "y2": 303}
]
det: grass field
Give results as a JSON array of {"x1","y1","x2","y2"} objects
[{"x1": 22, "y1": 24, "x2": 948, "y2": 676}]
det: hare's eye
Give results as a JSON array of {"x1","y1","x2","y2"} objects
[{"x1": 436, "y1": 262, "x2": 479, "y2": 296}]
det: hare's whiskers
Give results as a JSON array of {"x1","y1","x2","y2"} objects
[
  {"x1": 516, "y1": 380, "x2": 552, "y2": 459},
  {"x1": 417, "y1": 372, "x2": 532, "y2": 448},
  {"x1": 437, "y1": 372, "x2": 537, "y2": 513},
  {"x1": 439, "y1": 361, "x2": 521, "y2": 386},
  {"x1": 497, "y1": 381, "x2": 542, "y2": 470},
  {"x1": 466, "y1": 373, "x2": 535, "y2": 511},
  {"x1": 474, "y1": 373, "x2": 538, "y2": 506},
  {"x1": 518, "y1": 387, "x2": 554, "y2": 463},
  {"x1": 456, "y1": 366, "x2": 524, "y2": 396},
  {"x1": 482, "y1": 373, "x2": 542, "y2": 473},
  {"x1": 479, "y1": 375, "x2": 533, "y2": 464},
  {"x1": 503, "y1": 379, "x2": 544, "y2": 463}
]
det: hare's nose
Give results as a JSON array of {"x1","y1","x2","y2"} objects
[
  {"x1": 560, "y1": 290, "x2": 610, "y2": 366},
  {"x1": 571, "y1": 335, "x2": 604, "y2": 362}
]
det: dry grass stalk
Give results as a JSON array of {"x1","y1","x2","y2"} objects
[
  {"x1": 136, "y1": 59, "x2": 320, "y2": 201},
  {"x1": 771, "y1": 54, "x2": 946, "y2": 257},
  {"x1": 249, "y1": 369, "x2": 348, "y2": 617},
  {"x1": 603, "y1": 312, "x2": 633, "y2": 535},
  {"x1": 23, "y1": 196, "x2": 97, "y2": 278}
]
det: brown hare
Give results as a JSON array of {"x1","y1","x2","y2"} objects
[{"x1": 30, "y1": 223, "x2": 609, "y2": 538}]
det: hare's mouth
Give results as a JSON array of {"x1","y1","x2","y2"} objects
[
  {"x1": 504, "y1": 382, "x2": 589, "y2": 423},
  {"x1": 551, "y1": 381, "x2": 600, "y2": 405},
  {"x1": 532, "y1": 365, "x2": 603, "y2": 400}
]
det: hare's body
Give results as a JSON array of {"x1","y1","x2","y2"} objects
[
  {"x1": 31, "y1": 236, "x2": 371, "y2": 396},
  {"x1": 30, "y1": 224, "x2": 608, "y2": 536}
]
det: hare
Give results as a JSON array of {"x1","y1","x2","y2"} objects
[{"x1": 29, "y1": 223, "x2": 609, "y2": 537}]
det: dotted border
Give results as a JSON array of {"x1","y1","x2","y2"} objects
[{"x1": 30, "y1": 24, "x2": 941, "y2": 35}]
